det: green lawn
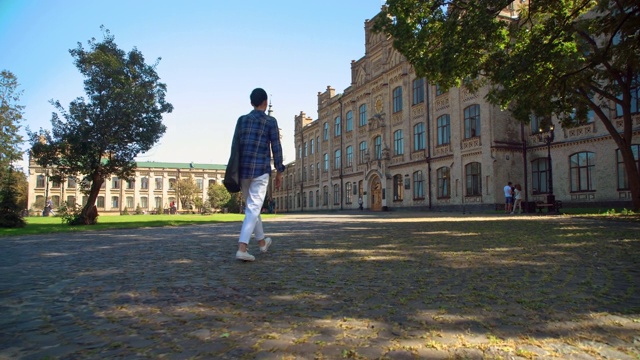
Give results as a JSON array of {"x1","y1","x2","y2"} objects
[{"x1": 0, "y1": 213, "x2": 275, "y2": 237}]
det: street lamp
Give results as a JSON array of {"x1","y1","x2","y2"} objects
[{"x1": 538, "y1": 124, "x2": 555, "y2": 209}]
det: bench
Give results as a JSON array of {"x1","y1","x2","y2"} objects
[{"x1": 536, "y1": 200, "x2": 562, "y2": 214}]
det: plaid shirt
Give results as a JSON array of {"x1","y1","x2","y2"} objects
[{"x1": 238, "y1": 109, "x2": 285, "y2": 180}]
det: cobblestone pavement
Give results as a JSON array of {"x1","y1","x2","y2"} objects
[{"x1": 1, "y1": 212, "x2": 639, "y2": 360}]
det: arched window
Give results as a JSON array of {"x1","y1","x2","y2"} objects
[
  {"x1": 393, "y1": 86, "x2": 403, "y2": 112},
  {"x1": 464, "y1": 105, "x2": 480, "y2": 138},
  {"x1": 465, "y1": 162, "x2": 482, "y2": 196},
  {"x1": 393, "y1": 174, "x2": 403, "y2": 201},
  {"x1": 413, "y1": 122, "x2": 425, "y2": 151},
  {"x1": 413, "y1": 171, "x2": 424, "y2": 199},
  {"x1": 394, "y1": 130, "x2": 404, "y2": 155},
  {"x1": 570, "y1": 152, "x2": 595, "y2": 192},
  {"x1": 437, "y1": 114, "x2": 450, "y2": 145},
  {"x1": 374, "y1": 136, "x2": 382, "y2": 159},
  {"x1": 437, "y1": 167, "x2": 450, "y2": 198}
]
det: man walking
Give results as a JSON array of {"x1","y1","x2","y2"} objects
[{"x1": 235, "y1": 88, "x2": 285, "y2": 261}]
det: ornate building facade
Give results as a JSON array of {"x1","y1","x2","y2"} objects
[
  {"x1": 270, "y1": 8, "x2": 640, "y2": 213},
  {"x1": 28, "y1": 161, "x2": 225, "y2": 214}
]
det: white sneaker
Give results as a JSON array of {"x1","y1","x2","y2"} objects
[
  {"x1": 260, "y1": 237, "x2": 272, "y2": 253},
  {"x1": 236, "y1": 251, "x2": 255, "y2": 261}
]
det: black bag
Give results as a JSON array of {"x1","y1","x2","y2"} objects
[{"x1": 223, "y1": 117, "x2": 243, "y2": 193}]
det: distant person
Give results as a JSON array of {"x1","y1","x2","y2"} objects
[
  {"x1": 358, "y1": 196, "x2": 363, "y2": 211},
  {"x1": 511, "y1": 183, "x2": 523, "y2": 214},
  {"x1": 234, "y1": 88, "x2": 285, "y2": 262},
  {"x1": 503, "y1": 181, "x2": 513, "y2": 214}
]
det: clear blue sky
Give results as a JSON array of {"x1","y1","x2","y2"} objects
[{"x1": 1, "y1": 0, "x2": 386, "y2": 170}]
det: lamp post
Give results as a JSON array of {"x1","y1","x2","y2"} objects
[{"x1": 538, "y1": 125, "x2": 555, "y2": 209}]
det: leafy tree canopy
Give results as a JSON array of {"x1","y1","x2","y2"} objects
[
  {"x1": 375, "y1": 0, "x2": 640, "y2": 209},
  {"x1": 28, "y1": 27, "x2": 173, "y2": 224},
  {"x1": 0, "y1": 70, "x2": 25, "y2": 171}
]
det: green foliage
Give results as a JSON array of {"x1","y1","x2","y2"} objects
[
  {"x1": 0, "y1": 70, "x2": 25, "y2": 170},
  {"x1": 376, "y1": 0, "x2": 640, "y2": 210},
  {"x1": 0, "y1": 166, "x2": 25, "y2": 228},
  {"x1": 208, "y1": 184, "x2": 231, "y2": 210},
  {"x1": 121, "y1": 207, "x2": 129, "y2": 215},
  {"x1": 225, "y1": 192, "x2": 243, "y2": 213},
  {"x1": 135, "y1": 205, "x2": 144, "y2": 215},
  {"x1": 174, "y1": 176, "x2": 199, "y2": 210},
  {"x1": 27, "y1": 26, "x2": 173, "y2": 224}
]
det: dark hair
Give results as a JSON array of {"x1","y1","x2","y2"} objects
[{"x1": 250, "y1": 88, "x2": 268, "y2": 107}]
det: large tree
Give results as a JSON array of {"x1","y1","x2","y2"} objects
[
  {"x1": 375, "y1": 0, "x2": 640, "y2": 210},
  {"x1": 29, "y1": 27, "x2": 173, "y2": 224},
  {"x1": 0, "y1": 70, "x2": 25, "y2": 174}
]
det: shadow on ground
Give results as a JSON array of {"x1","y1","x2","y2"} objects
[{"x1": 1, "y1": 212, "x2": 639, "y2": 359}]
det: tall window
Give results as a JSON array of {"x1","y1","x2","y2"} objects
[
  {"x1": 310, "y1": 139, "x2": 314, "y2": 154},
  {"x1": 359, "y1": 104, "x2": 367, "y2": 127},
  {"x1": 346, "y1": 146, "x2": 353, "y2": 167},
  {"x1": 334, "y1": 149, "x2": 341, "y2": 169},
  {"x1": 393, "y1": 130, "x2": 404, "y2": 156},
  {"x1": 140, "y1": 196, "x2": 148, "y2": 209},
  {"x1": 393, "y1": 86, "x2": 403, "y2": 113},
  {"x1": 413, "y1": 123, "x2": 425, "y2": 151},
  {"x1": 323, "y1": 153, "x2": 329, "y2": 171},
  {"x1": 334, "y1": 116, "x2": 341, "y2": 137},
  {"x1": 617, "y1": 145, "x2": 640, "y2": 190},
  {"x1": 435, "y1": 84, "x2": 446, "y2": 96},
  {"x1": 36, "y1": 174, "x2": 45, "y2": 188},
  {"x1": 97, "y1": 196, "x2": 105, "y2": 208},
  {"x1": 465, "y1": 162, "x2": 482, "y2": 196},
  {"x1": 437, "y1": 114, "x2": 451, "y2": 145},
  {"x1": 346, "y1": 182, "x2": 352, "y2": 204},
  {"x1": 323, "y1": 186, "x2": 329, "y2": 205},
  {"x1": 374, "y1": 136, "x2": 382, "y2": 160},
  {"x1": 154, "y1": 196, "x2": 162, "y2": 209},
  {"x1": 570, "y1": 152, "x2": 595, "y2": 192},
  {"x1": 346, "y1": 110, "x2": 353, "y2": 132},
  {"x1": 169, "y1": 178, "x2": 176, "y2": 190},
  {"x1": 393, "y1": 174, "x2": 403, "y2": 201},
  {"x1": 155, "y1": 177, "x2": 163, "y2": 190},
  {"x1": 309, "y1": 191, "x2": 314, "y2": 208},
  {"x1": 531, "y1": 158, "x2": 549, "y2": 194},
  {"x1": 111, "y1": 196, "x2": 119, "y2": 209},
  {"x1": 464, "y1": 104, "x2": 481, "y2": 138},
  {"x1": 323, "y1": 122, "x2": 329, "y2": 140},
  {"x1": 304, "y1": 142, "x2": 308, "y2": 157},
  {"x1": 437, "y1": 167, "x2": 450, "y2": 198},
  {"x1": 112, "y1": 176, "x2": 120, "y2": 189},
  {"x1": 616, "y1": 74, "x2": 639, "y2": 117},
  {"x1": 359, "y1": 141, "x2": 367, "y2": 164},
  {"x1": 412, "y1": 78, "x2": 424, "y2": 105},
  {"x1": 126, "y1": 196, "x2": 134, "y2": 209},
  {"x1": 67, "y1": 196, "x2": 76, "y2": 207},
  {"x1": 413, "y1": 171, "x2": 425, "y2": 199},
  {"x1": 333, "y1": 184, "x2": 340, "y2": 204},
  {"x1": 68, "y1": 177, "x2": 77, "y2": 189},
  {"x1": 126, "y1": 179, "x2": 134, "y2": 189},
  {"x1": 140, "y1": 177, "x2": 149, "y2": 190},
  {"x1": 196, "y1": 178, "x2": 203, "y2": 190}
]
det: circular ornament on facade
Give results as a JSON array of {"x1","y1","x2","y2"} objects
[{"x1": 375, "y1": 96, "x2": 383, "y2": 113}]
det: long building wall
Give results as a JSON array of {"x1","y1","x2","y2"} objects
[
  {"x1": 269, "y1": 10, "x2": 640, "y2": 213},
  {"x1": 28, "y1": 161, "x2": 226, "y2": 214}
]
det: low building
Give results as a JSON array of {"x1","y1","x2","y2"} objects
[{"x1": 27, "y1": 161, "x2": 225, "y2": 214}]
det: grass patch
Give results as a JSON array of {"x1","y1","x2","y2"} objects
[{"x1": 0, "y1": 213, "x2": 276, "y2": 237}]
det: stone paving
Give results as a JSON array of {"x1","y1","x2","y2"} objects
[{"x1": 1, "y1": 212, "x2": 639, "y2": 359}]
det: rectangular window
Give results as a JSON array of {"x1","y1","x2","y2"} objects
[
  {"x1": 155, "y1": 177, "x2": 163, "y2": 190},
  {"x1": 126, "y1": 179, "x2": 134, "y2": 189},
  {"x1": 393, "y1": 86, "x2": 403, "y2": 113},
  {"x1": 196, "y1": 178, "x2": 203, "y2": 190},
  {"x1": 394, "y1": 130, "x2": 404, "y2": 155},
  {"x1": 67, "y1": 177, "x2": 77, "y2": 189},
  {"x1": 346, "y1": 146, "x2": 353, "y2": 167},
  {"x1": 617, "y1": 145, "x2": 640, "y2": 190},
  {"x1": 570, "y1": 152, "x2": 595, "y2": 192},
  {"x1": 126, "y1": 196, "x2": 134, "y2": 209},
  {"x1": 334, "y1": 116, "x2": 341, "y2": 137},
  {"x1": 393, "y1": 174, "x2": 403, "y2": 201},
  {"x1": 359, "y1": 141, "x2": 367, "y2": 164},
  {"x1": 437, "y1": 115, "x2": 451, "y2": 145},
  {"x1": 346, "y1": 111, "x2": 353, "y2": 132},
  {"x1": 111, "y1": 196, "x2": 119, "y2": 208},
  {"x1": 464, "y1": 105, "x2": 481, "y2": 138},
  {"x1": 323, "y1": 122, "x2": 329, "y2": 141},
  {"x1": 140, "y1": 196, "x2": 148, "y2": 209},
  {"x1": 36, "y1": 174, "x2": 45, "y2": 188},
  {"x1": 334, "y1": 149, "x2": 341, "y2": 169},
  {"x1": 345, "y1": 182, "x2": 352, "y2": 204},
  {"x1": 532, "y1": 158, "x2": 549, "y2": 194},
  {"x1": 413, "y1": 123, "x2": 425, "y2": 151},
  {"x1": 465, "y1": 162, "x2": 482, "y2": 196},
  {"x1": 155, "y1": 196, "x2": 162, "y2": 209},
  {"x1": 97, "y1": 196, "x2": 105, "y2": 208},
  {"x1": 374, "y1": 136, "x2": 382, "y2": 160},
  {"x1": 616, "y1": 74, "x2": 639, "y2": 117},
  {"x1": 412, "y1": 78, "x2": 424, "y2": 105},
  {"x1": 333, "y1": 184, "x2": 340, "y2": 205},
  {"x1": 140, "y1": 177, "x2": 149, "y2": 190},
  {"x1": 359, "y1": 104, "x2": 367, "y2": 127},
  {"x1": 112, "y1": 177, "x2": 120, "y2": 189},
  {"x1": 413, "y1": 171, "x2": 425, "y2": 199},
  {"x1": 323, "y1": 153, "x2": 329, "y2": 171},
  {"x1": 437, "y1": 167, "x2": 450, "y2": 198}
]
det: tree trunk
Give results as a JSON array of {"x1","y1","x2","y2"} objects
[{"x1": 78, "y1": 175, "x2": 104, "y2": 225}]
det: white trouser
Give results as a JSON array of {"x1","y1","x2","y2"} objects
[{"x1": 238, "y1": 173, "x2": 269, "y2": 244}]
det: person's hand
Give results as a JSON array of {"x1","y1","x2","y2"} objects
[{"x1": 275, "y1": 172, "x2": 283, "y2": 190}]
